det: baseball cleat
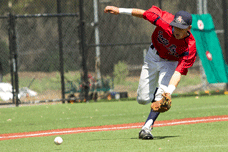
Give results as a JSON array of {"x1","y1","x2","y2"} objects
[{"x1": 139, "y1": 129, "x2": 154, "y2": 139}]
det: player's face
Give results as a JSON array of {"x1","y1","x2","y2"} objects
[{"x1": 173, "y1": 26, "x2": 191, "y2": 39}]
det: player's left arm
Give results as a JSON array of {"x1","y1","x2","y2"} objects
[
  {"x1": 166, "y1": 71, "x2": 181, "y2": 94},
  {"x1": 166, "y1": 39, "x2": 197, "y2": 94},
  {"x1": 169, "y1": 71, "x2": 181, "y2": 87}
]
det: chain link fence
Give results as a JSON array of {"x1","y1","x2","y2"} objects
[{"x1": 0, "y1": 0, "x2": 227, "y2": 105}]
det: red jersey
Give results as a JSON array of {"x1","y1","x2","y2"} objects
[{"x1": 143, "y1": 6, "x2": 197, "y2": 75}]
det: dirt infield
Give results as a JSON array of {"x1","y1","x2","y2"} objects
[{"x1": 0, "y1": 115, "x2": 227, "y2": 141}]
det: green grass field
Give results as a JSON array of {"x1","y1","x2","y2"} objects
[{"x1": 0, "y1": 95, "x2": 227, "y2": 151}]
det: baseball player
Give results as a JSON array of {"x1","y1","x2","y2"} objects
[{"x1": 104, "y1": 5, "x2": 197, "y2": 139}]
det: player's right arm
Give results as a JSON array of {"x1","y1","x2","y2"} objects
[
  {"x1": 104, "y1": 5, "x2": 174, "y2": 28},
  {"x1": 104, "y1": 6, "x2": 145, "y2": 18}
]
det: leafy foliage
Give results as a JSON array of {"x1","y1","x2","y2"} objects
[{"x1": 113, "y1": 61, "x2": 129, "y2": 84}]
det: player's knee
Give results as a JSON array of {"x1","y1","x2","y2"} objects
[{"x1": 137, "y1": 96, "x2": 151, "y2": 105}]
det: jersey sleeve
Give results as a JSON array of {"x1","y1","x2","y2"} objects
[
  {"x1": 143, "y1": 5, "x2": 174, "y2": 27},
  {"x1": 175, "y1": 42, "x2": 197, "y2": 75}
]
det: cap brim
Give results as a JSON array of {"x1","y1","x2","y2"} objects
[{"x1": 170, "y1": 21, "x2": 189, "y2": 29}]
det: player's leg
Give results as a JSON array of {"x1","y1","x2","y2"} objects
[
  {"x1": 140, "y1": 60, "x2": 178, "y2": 139},
  {"x1": 137, "y1": 63, "x2": 158, "y2": 105},
  {"x1": 139, "y1": 109, "x2": 160, "y2": 139},
  {"x1": 143, "y1": 109, "x2": 160, "y2": 129},
  {"x1": 139, "y1": 88, "x2": 160, "y2": 139},
  {"x1": 137, "y1": 45, "x2": 160, "y2": 139},
  {"x1": 139, "y1": 60, "x2": 178, "y2": 139},
  {"x1": 138, "y1": 70, "x2": 159, "y2": 139},
  {"x1": 137, "y1": 45, "x2": 159, "y2": 105}
]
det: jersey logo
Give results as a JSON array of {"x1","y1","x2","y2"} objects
[
  {"x1": 168, "y1": 45, "x2": 179, "y2": 57},
  {"x1": 157, "y1": 31, "x2": 179, "y2": 58},
  {"x1": 157, "y1": 31, "x2": 169, "y2": 46}
]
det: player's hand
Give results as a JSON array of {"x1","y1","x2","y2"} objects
[
  {"x1": 104, "y1": 6, "x2": 119, "y2": 15},
  {"x1": 151, "y1": 93, "x2": 172, "y2": 113}
]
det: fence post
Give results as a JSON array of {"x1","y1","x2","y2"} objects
[
  {"x1": 8, "y1": 13, "x2": 19, "y2": 106},
  {"x1": 222, "y1": 0, "x2": 228, "y2": 91},
  {"x1": 79, "y1": 0, "x2": 89, "y2": 102},
  {"x1": 8, "y1": 13, "x2": 14, "y2": 104},
  {"x1": 159, "y1": 0, "x2": 162, "y2": 9},
  {"x1": 197, "y1": 0, "x2": 208, "y2": 91},
  {"x1": 93, "y1": 0, "x2": 101, "y2": 83},
  {"x1": 57, "y1": 0, "x2": 65, "y2": 103}
]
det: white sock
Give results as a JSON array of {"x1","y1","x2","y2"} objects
[{"x1": 142, "y1": 119, "x2": 153, "y2": 131}]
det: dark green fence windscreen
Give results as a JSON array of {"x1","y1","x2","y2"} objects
[{"x1": 191, "y1": 14, "x2": 228, "y2": 83}]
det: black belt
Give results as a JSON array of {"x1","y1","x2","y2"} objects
[{"x1": 150, "y1": 44, "x2": 155, "y2": 50}]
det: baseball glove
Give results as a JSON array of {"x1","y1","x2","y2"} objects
[{"x1": 151, "y1": 93, "x2": 172, "y2": 113}]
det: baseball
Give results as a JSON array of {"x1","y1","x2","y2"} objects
[{"x1": 54, "y1": 136, "x2": 63, "y2": 145}]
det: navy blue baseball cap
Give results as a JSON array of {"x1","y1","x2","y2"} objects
[{"x1": 170, "y1": 11, "x2": 192, "y2": 29}]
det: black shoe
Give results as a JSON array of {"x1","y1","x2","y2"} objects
[{"x1": 139, "y1": 129, "x2": 154, "y2": 139}]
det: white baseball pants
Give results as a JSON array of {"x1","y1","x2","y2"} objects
[{"x1": 137, "y1": 45, "x2": 178, "y2": 105}]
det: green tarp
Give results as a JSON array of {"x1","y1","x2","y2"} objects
[{"x1": 191, "y1": 14, "x2": 228, "y2": 83}]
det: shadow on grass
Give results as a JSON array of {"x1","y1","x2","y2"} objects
[
  {"x1": 88, "y1": 136, "x2": 179, "y2": 141},
  {"x1": 153, "y1": 135, "x2": 180, "y2": 140},
  {"x1": 130, "y1": 135, "x2": 180, "y2": 140}
]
